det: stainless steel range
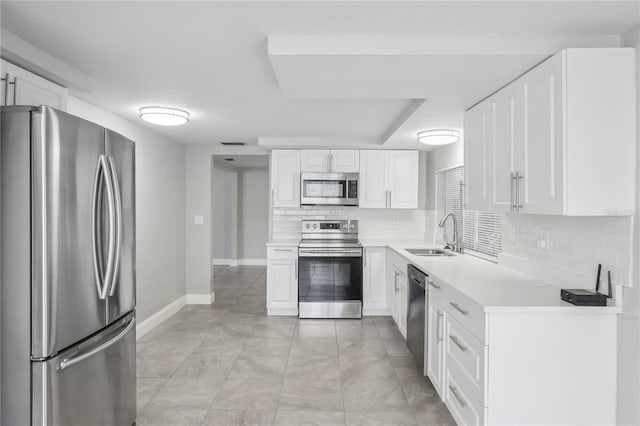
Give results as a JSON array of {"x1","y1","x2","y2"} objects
[{"x1": 298, "y1": 220, "x2": 363, "y2": 319}]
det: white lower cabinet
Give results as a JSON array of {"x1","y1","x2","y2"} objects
[
  {"x1": 362, "y1": 247, "x2": 387, "y2": 316},
  {"x1": 426, "y1": 279, "x2": 446, "y2": 397},
  {"x1": 425, "y1": 277, "x2": 617, "y2": 426},
  {"x1": 386, "y1": 249, "x2": 408, "y2": 338},
  {"x1": 266, "y1": 246, "x2": 298, "y2": 315}
]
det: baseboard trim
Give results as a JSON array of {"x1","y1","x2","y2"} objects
[
  {"x1": 214, "y1": 258, "x2": 267, "y2": 266},
  {"x1": 267, "y1": 308, "x2": 298, "y2": 316},
  {"x1": 186, "y1": 292, "x2": 216, "y2": 305},
  {"x1": 136, "y1": 295, "x2": 186, "y2": 340},
  {"x1": 363, "y1": 308, "x2": 391, "y2": 316}
]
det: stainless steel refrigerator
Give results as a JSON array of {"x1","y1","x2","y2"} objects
[{"x1": 1, "y1": 105, "x2": 136, "y2": 426}]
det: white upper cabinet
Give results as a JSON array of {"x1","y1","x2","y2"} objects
[
  {"x1": 1, "y1": 60, "x2": 68, "y2": 110},
  {"x1": 465, "y1": 48, "x2": 636, "y2": 216},
  {"x1": 271, "y1": 150, "x2": 301, "y2": 208},
  {"x1": 464, "y1": 101, "x2": 493, "y2": 211},
  {"x1": 388, "y1": 151, "x2": 419, "y2": 209},
  {"x1": 300, "y1": 150, "x2": 329, "y2": 172},
  {"x1": 360, "y1": 150, "x2": 419, "y2": 209},
  {"x1": 300, "y1": 149, "x2": 359, "y2": 173},
  {"x1": 359, "y1": 150, "x2": 387, "y2": 208}
]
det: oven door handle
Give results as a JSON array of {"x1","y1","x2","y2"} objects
[{"x1": 298, "y1": 249, "x2": 363, "y2": 257}]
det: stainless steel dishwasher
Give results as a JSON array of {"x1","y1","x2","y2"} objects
[{"x1": 407, "y1": 264, "x2": 427, "y2": 374}]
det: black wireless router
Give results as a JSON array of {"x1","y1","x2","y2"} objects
[{"x1": 561, "y1": 264, "x2": 612, "y2": 306}]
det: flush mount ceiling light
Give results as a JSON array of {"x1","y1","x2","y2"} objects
[
  {"x1": 139, "y1": 106, "x2": 190, "y2": 126},
  {"x1": 417, "y1": 129, "x2": 460, "y2": 146}
]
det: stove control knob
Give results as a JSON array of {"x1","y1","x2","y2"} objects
[
  {"x1": 342, "y1": 224, "x2": 347, "y2": 229},
  {"x1": 350, "y1": 223, "x2": 356, "y2": 229},
  {"x1": 313, "y1": 224, "x2": 318, "y2": 229},
  {"x1": 305, "y1": 224, "x2": 310, "y2": 229}
]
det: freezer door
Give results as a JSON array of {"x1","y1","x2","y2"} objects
[
  {"x1": 32, "y1": 313, "x2": 136, "y2": 426},
  {"x1": 32, "y1": 106, "x2": 108, "y2": 358},
  {"x1": 105, "y1": 129, "x2": 136, "y2": 322}
]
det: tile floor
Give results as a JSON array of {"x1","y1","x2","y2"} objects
[{"x1": 136, "y1": 266, "x2": 456, "y2": 426}]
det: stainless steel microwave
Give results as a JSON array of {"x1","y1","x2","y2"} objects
[{"x1": 300, "y1": 172, "x2": 359, "y2": 206}]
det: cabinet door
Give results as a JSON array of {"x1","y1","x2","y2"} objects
[
  {"x1": 492, "y1": 85, "x2": 522, "y2": 213},
  {"x1": 388, "y1": 151, "x2": 419, "y2": 209},
  {"x1": 1, "y1": 60, "x2": 7, "y2": 106},
  {"x1": 267, "y1": 259, "x2": 298, "y2": 313},
  {"x1": 359, "y1": 150, "x2": 387, "y2": 208},
  {"x1": 330, "y1": 150, "x2": 360, "y2": 173},
  {"x1": 427, "y1": 300, "x2": 445, "y2": 397},
  {"x1": 300, "y1": 150, "x2": 329, "y2": 172},
  {"x1": 5, "y1": 62, "x2": 67, "y2": 109},
  {"x1": 398, "y1": 272, "x2": 408, "y2": 338},
  {"x1": 271, "y1": 150, "x2": 301, "y2": 208},
  {"x1": 464, "y1": 102, "x2": 493, "y2": 211},
  {"x1": 519, "y1": 54, "x2": 564, "y2": 214},
  {"x1": 363, "y1": 247, "x2": 386, "y2": 314}
]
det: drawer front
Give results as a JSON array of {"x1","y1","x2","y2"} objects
[
  {"x1": 445, "y1": 367, "x2": 484, "y2": 426},
  {"x1": 427, "y1": 275, "x2": 446, "y2": 305},
  {"x1": 445, "y1": 315, "x2": 486, "y2": 403},
  {"x1": 446, "y1": 286, "x2": 485, "y2": 342},
  {"x1": 267, "y1": 246, "x2": 298, "y2": 260}
]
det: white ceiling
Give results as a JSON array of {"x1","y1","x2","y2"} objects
[{"x1": 1, "y1": 1, "x2": 638, "y2": 150}]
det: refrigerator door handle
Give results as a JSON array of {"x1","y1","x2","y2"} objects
[
  {"x1": 57, "y1": 317, "x2": 135, "y2": 371},
  {"x1": 107, "y1": 156, "x2": 122, "y2": 296},
  {"x1": 91, "y1": 155, "x2": 115, "y2": 299},
  {"x1": 91, "y1": 155, "x2": 116, "y2": 300}
]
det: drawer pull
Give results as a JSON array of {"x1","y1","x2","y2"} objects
[
  {"x1": 449, "y1": 334, "x2": 468, "y2": 352},
  {"x1": 428, "y1": 280, "x2": 441, "y2": 290},
  {"x1": 450, "y1": 302, "x2": 469, "y2": 315},
  {"x1": 449, "y1": 385, "x2": 468, "y2": 407}
]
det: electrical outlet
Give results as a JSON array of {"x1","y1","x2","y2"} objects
[
  {"x1": 537, "y1": 229, "x2": 549, "y2": 250},
  {"x1": 194, "y1": 215, "x2": 204, "y2": 225}
]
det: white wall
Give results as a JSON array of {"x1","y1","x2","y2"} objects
[
  {"x1": 212, "y1": 161, "x2": 238, "y2": 260},
  {"x1": 66, "y1": 97, "x2": 187, "y2": 322},
  {"x1": 239, "y1": 168, "x2": 269, "y2": 259},
  {"x1": 186, "y1": 144, "x2": 270, "y2": 297}
]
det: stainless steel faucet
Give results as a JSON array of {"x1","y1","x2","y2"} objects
[{"x1": 438, "y1": 213, "x2": 463, "y2": 253}]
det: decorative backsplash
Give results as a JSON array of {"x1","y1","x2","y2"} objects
[
  {"x1": 499, "y1": 214, "x2": 633, "y2": 289},
  {"x1": 272, "y1": 207, "x2": 435, "y2": 241}
]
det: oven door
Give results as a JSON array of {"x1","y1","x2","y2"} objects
[{"x1": 298, "y1": 248, "x2": 362, "y2": 318}]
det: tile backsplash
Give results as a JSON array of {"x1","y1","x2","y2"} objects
[
  {"x1": 499, "y1": 214, "x2": 633, "y2": 289},
  {"x1": 273, "y1": 207, "x2": 435, "y2": 241}
]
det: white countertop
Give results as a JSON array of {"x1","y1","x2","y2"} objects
[{"x1": 385, "y1": 244, "x2": 621, "y2": 314}]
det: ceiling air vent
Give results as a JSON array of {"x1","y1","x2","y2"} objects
[
  {"x1": 220, "y1": 142, "x2": 246, "y2": 146},
  {"x1": 224, "y1": 158, "x2": 235, "y2": 162}
]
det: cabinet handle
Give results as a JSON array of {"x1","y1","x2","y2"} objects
[
  {"x1": 294, "y1": 260, "x2": 298, "y2": 279},
  {"x1": 10, "y1": 77, "x2": 16, "y2": 105},
  {"x1": 436, "y1": 310, "x2": 443, "y2": 342},
  {"x1": 510, "y1": 172, "x2": 516, "y2": 212},
  {"x1": 449, "y1": 385, "x2": 468, "y2": 407},
  {"x1": 394, "y1": 271, "x2": 399, "y2": 292},
  {"x1": 449, "y1": 334, "x2": 468, "y2": 352},
  {"x1": 2, "y1": 73, "x2": 8, "y2": 105},
  {"x1": 428, "y1": 280, "x2": 441, "y2": 290},
  {"x1": 449, "y1": 302, "x2": 469, "y2": 315},
  {"x1": 516, "y1": 172, "x2": 524, "y2": 210}
]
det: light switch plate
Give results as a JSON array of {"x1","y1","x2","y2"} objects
[{"x1": 194, "y1": 215, "x2": 204, "y2": 225}]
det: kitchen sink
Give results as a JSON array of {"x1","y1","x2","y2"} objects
[{"x1": 405, "y1": 248, "x2": 455, "y2": 257}]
